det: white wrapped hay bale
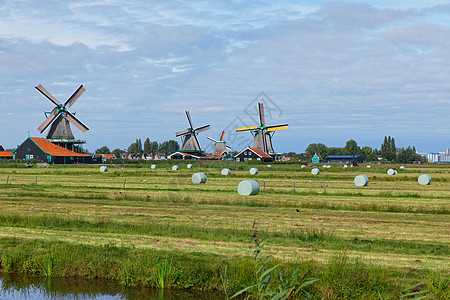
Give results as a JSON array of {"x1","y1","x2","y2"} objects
[
  {"x1": 238, "y1": 180, "x2": 260, "y2": 196},
  {"x1": 172, "y1": 165, "x2": 179, "y2": 170},
  {"x1": 187, "y1": 164, "x2": 192, "y2": 169},
  {"x1": 191, "y1": 172, "x2": 207, "y2": 184},
  {"x1": 221, "y1": 168, "x2": 231, "y2": 176},
  {"x1": 418, "y1": 174, "x2": 431, "y2": 185},
  {"x1": 151, "y1": 164, "x2": 157, "y2": 169},
  {"x1": 311, "y1": 168, "x2": 320, "y2": 175},
  {"x1": 366, "y1": 165, "x2": 371, "y2": 168},
  {"x1": 400, "y1": 166, "x2": 405, "y2": 170},
  {"x1": 387, "y1": 169, "x2": 397, "y2": 175},
  {"x1": 354, "y1": 175, "x2": 369, "y2": 187},
  {"x1": 100, "y1": 166, "x2": 108, "y2": 172},
  {"x1": 249, "y1": 168, "x2": 258, "y2": 175}
]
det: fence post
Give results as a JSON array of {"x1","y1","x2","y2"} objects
[
  {"x1": 35, "y1": 176, "x2": 38, "y2": 185},
  {"x1": 6, "y1": 176, "x2": 9, "y2": 185},
  {"x1": 293, "y1": 181, "x2": 296, "y2": 192},
  {"x1": 323, "y1": 181, "x2": 326, "y2": 193},
  {"x1": 123, "y1": 179, "x2": 126, "y2": 189},
  {"x1": 263, "y1": 180, "x2": 265, "y2": 191}
]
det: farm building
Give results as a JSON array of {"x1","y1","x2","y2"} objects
[
  {"x1": 311, "y1": 153, "x2": 322, "y2": 163},
  {"x1": 13, "y1": 137, "x2": 94, "y2": 164},
  {"x1": 0, "y1": 150, "x2": 13, "y2": 159},
  {"x1": 326, "y1": 155, "x2": 363, "y2": 164},
  {"x1": 168, "y1": 151, "x2": 210, "y2": 160},
  {"x1": 234, "y1": 147, "x2": 274, "y2": 162}
]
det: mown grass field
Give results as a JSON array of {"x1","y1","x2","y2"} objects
[{"x1": 0, "y1": 161, "x2": 448, "y2": 299}]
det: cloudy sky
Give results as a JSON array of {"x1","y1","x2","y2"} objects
[{"x1": 1, "y1": 0, "x2": 449, "y2": 154}]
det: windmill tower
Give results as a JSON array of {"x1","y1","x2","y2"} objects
[
  {"x1": 176, "y1": 111, "x2": 210, "y2": 153},
  {"x1": 36, "y1": 84, "x2": 89, "y2": 152},
  {"x1": 207, "y1": 131, "x2": 231, "y2": 156},
  {"x1": 236, "y1": 103, "x2": 288, "y2": 155}
]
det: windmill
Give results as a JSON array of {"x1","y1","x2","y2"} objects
[
  {"x1": 236, "y1": 103, "x2": 288, "y2": 154},
  {"x1": 176, "y1": 111, "x2": 210, "y2": 152},
  {"x1": 36, "y1": 84, "x2": 89, "y2": 151},
  {"x1": 207, "y1": 131, "x2": 231, "y2": 156}
]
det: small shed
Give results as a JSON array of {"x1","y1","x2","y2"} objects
[{"x1": 311, "y1": 153, "x2": 322, "y2": 163}]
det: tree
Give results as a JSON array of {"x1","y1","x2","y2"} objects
[
  {"x1": 127, "y1": 142, "x2": 137, "y2": 154},
  {"x1": 305, "y1": 143, "x2": 328, "y2": 159},
  {"x1": 344, "y1": 139, "x2": 360, "y2": 156},
  {"x1": 112, "y1": 148, "x2": 122, "y2": 158},
  {"x1": 150, "y1": 141, "x2": 159, "y2": 154},
  {"x1": 159, "y1": 140, "x2": 180, "y2": 155},
  {"x1": 143, "y1": 138, "x2": 151, "y2": 154},
  {"x1": 95, "y1": 146, "x2": 110, "y2": 154},
  {"x1": 360, "y1": 146, "x2": 377, "y2": 162},
  {"x1": 381, "y1": 136, "x2": 396, "y2": 161}
]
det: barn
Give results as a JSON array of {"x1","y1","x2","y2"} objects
[
  {"x1": 326, "y1": 155, "x2": 363, "y2": 164},
  {"x1": 234, "y1": 147, "x2": 274, "y2": 162},
  {"x1": 13, "y1": 137, "x2": 94, "y2": 164}
]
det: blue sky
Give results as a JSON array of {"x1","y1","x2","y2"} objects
[{"x1": 1, "y1": 0, "x2": 449, "y2": 154}]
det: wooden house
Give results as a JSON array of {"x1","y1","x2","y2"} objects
[
  {"x1": 13, "y1": 137, "x2": 93, "y2": 164},
  {"x1": 234, "y1": 147, "x2": 274, "y2": 162}
]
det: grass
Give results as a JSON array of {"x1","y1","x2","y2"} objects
[{"x1": 0, "y1": 161, "x2": 449, "y2": 298}]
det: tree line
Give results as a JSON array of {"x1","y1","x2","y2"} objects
[
  {"x1": 95, "y1": 138, "x2": 180, "y2": 157},
  {"x1": 284, "y1": 136, "x2": 426, "y2": 164}
]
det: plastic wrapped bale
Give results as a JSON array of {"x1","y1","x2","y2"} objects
[
  {"x1": 100, "y1": 166, "x2": 108, "y2": 172},
  {"x1": 267, "y1": 165, "x2": 271, "y2": 168},
  {"x1": 151, "y1": 164, "x2": 157, "y2": 169},
  {"x1": 221, "y1": 168, "x2": 231, "y2": 176},
  {"x1": 387, "y1": 169, "x2": 397, "y2": 175},
  {"x1": 172, "y1": 165, "x2": 179, "y2": 171},
  {"x1": 238, "y1": 180, "x2": 260, "y2": 196},
  {"x1": 311, "y1": 168, "x2": 320, "y2": 175},
  {"x1": 249, "y1": 168, "x2": 258, "y2": 175},
  {"x1": 343, "y1": 165, "x2": 348, "y2": 168},
  {"x1": 354, "y1": 175, "x2": 369, "y2": 187},
  {"x1": 301, "y1": 165, "x2": 307, "y2": 168},
  {"x1": 418, "y1": 174, "x2": 431, "y2": 185},
  {"x1": 366, "y1": 165, "x2": 371, "y2": 168},
  {"x1": 400, "y1": 166, "x2": 405, "y2": 170},
  {"x1": 191, "y1": 172, "x2": 207, "y2": 184},
  {"x1": 187, "y1": 164, "x2": 192, "y2": 169}
]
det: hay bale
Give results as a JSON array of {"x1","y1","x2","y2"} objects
[
  {"x1": 187, "y1": 164, "x2": 192, "y2": 169},
  {"x1": 354, "y1": 175, "x2": 369, "y2": 187},
  {"x1": 400, "y1": 166, "x2": 405, "y2": 170},
  {"x1": 238, "y1": 180, "x2": 260, "y2": 196},
  {"x1": 221, "y1": 168, "x2": 231, "y2": 176},
  {"x1": 172, "y1": 165, "x2": 179, "y2": 171},
  {"x1": 249, "y1": 168, "x2": 258, "y2": 175},
  {"x1": 311, "y1": 168, "x2": 320, "y2": 175},
  {"x1": 191, "y1": 172, "x2": 207, "y2": 184},
  {"x1": 151, "y1": 164, "x2": 157, "y2": 169},
  {"x1": 366, "y1": 165, "x2": 371, "y2": 168},
  {"x1": 418, "y1": 174, "x2": 431, "y2": 185},
  {"x1": 301, "y1": 165, "x2": 307, "y2": 168},
  {"x1": 100, "y1": 166, "x2": 108, "y2": 172},
  {"x1": 344, "y1": 165, "x2": 348, "y2": 168},
  {"x1": 267, "y1": 165, "x2": 272, "y2": 168},
  {"x1": 387, "y1": 169, "x2": 397, "y2": 175}
]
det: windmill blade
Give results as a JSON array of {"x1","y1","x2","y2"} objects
[
  {"x1": 226, "y1": 145, "x2": 232, "y2": 150},
  {"x1": 185, "y1": 111, "x2": 194, "y2": 129},
  {"x1": 195, "y1": 124, "x2": 210, "y2": 133},
  {"x1": 266, "y1": 124, "x2": 288, "y2": 132},
  {"x1": 220, "y1": 131, "x2": 225, "y2": 141},
  {"x1": 176, "y1": 129, "x2": 191, "y2": 137},
  {"x1": 64, "y1": 85, "x2": 85, "y2": 108},
  {"x1": 35, "y1": 84, "x2": 61, "y2": 107},
  {"x1": 65, "y1": 110, "x2": 89, "y2": 132},
  {"x1": 258, "y1": 103, "x2": 265, "y2": 125},
  {"x1": 37, "y1": 108, "x2": 60, "y2": 133},
  {"x1": 262, "y1": 126, "x2": 267, "y2": 153},
  {"x1": 207, "y1": 136, "x2": 218, "y2": 143},
  {"x1": 236, "y1": 125, "x2": 258, "y2": 132}
]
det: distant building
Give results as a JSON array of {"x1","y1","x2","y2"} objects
[
  {"x1": 100, "y1": 154, "x2": 116, "y2": 159},
  {"x1": 235, "y1": 147, "x2": 274, "y2": 162},
  {"x1": 0, "y1": 150, "x2": 13, "y2": 159},
  {"x1": 14, "y1": 137, "x2": 93, "y2": 164},
  {"x1": 311, "y1": 153, "x2": 322, "y2": 163},
  {"x1": 426, "y1": 148, "x2": 450, "y2": 163},
  {"x1": 281, "y1": 156, "x2": 291, "y2": 161},
  {"x1": 326, "y1": 155, "x2": 363, "y2": 164}
]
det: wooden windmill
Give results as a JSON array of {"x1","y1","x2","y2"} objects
[
  {"x1": 207, "y1": 131, "x2": 231, "y2": 156},
  {"x1": 176, "y1": 111, "x2": 210, "y2": 152},
  {"x1": 36, "y1": 84, "x2": 89, "y2": 151},
  {"x1": 236, "y1": 103, "x2": 287, "y2": 154}
]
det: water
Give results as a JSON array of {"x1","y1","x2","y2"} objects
[{"x1": 0, "y1": 274, "x2": 223, "y2": 300}]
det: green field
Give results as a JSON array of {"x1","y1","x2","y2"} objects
[{"x1": 0, "y1": 161, "x2": 448, "y2": 299}]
